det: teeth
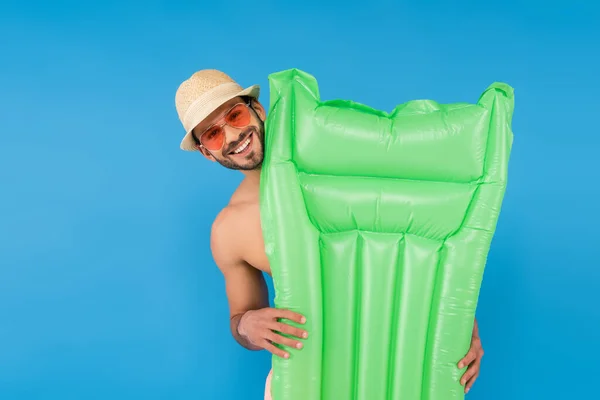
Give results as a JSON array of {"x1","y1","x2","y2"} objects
[{"x1": 234, "y1": 138, "x2": 251, "y2": 154}]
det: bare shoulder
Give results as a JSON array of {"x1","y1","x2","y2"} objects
[
  {"x1": 210, "y1": 198, "x2": 266, "y2": 273},
  {"x1": 210, "y1": 200, "x2": 255, "y2": 253},
  {"x1": 210, "y1": 205, "x2": 242, "y2": 269},
  {"x1": 209, "y1": 176, "x2": 267, "y2": 274}
]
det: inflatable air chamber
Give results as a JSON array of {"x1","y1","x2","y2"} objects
[{"x1": 259, "y1": 68, "x2": 514, "y2": 400}]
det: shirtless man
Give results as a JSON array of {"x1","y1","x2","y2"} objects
[{"x1": 174, "y1": 69, "x2": 485, "y2": 399}]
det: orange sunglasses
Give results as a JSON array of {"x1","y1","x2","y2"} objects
[{"x1": 195, "y1": 101, "x2": 253, "y2": 151}]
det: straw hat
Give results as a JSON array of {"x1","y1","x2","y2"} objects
[{"x1": 175, "y1": 69, "x2": 260, "y2": 151}]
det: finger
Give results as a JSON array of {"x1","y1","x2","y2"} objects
[
  {"x1": 263, "y1": 340, "x2": 290, "y2": 359},
  {"x1": 270, "y1": 321, "x2": 309, "y2": 339},
  {"x1": 465, "y1": 371, "x2": 480, "y2": 393},
  {"x1": 460, "y1": 363, "x2": 479, "y2": 386},
  {"x1": 271, "y1": 309, "x2": 306, "y2": 325},
  {"x1": 458, "y1": 349, "x2": 477, "y2": 369},
  {"x1": 267, "y1": 331, "x2": 304, "y2": 350}
]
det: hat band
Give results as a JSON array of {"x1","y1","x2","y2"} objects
[{"x1": 182, "y1": 82, "x2": 245, "y2": 133}]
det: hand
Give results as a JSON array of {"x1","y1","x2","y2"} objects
[
  {"x1": 237, "y1": 308, "x2": 308, "y2": 359},
  {"x1": 458, "y1": 329, "x2": 484, "y2": 394}
]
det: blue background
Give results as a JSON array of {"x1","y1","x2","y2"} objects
[{"x1": 1, "y1": 1, "x2": 599, "y2": 399}]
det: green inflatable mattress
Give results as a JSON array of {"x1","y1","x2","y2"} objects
[{"x1": 259, "y1": 68, "x2": 514, "y2": 400}]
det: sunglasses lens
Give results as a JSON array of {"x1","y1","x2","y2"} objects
[
  {"x1": 200, "y1": 126, "x2": 224, "y2": 151},
  {"x1": 225, "y1": 104, "x2": 251, "y2": 127},
  {"x1": 199, "y1": 103, "x2": 252, "y2": 151}
]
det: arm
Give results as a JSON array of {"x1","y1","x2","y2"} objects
[
  {"x1": 225, "y1": 263, "x2": 270, "y2": 350},
  {"x1": 210, "y1": 209, "x2": 270, "y2": 350},
  {"x1": 210, "y1": 208, "x2": 307, "y2": 357},
  {"x1": 472, "y1": 318, "x2": 480, "y2": 340}
]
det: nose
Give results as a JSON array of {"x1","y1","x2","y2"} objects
[{"x1": 223, "y1": 125, "x2": 245, "y2": 144}]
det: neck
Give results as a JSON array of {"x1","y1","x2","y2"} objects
[{"x1": 241, "y1": 167, "x2": 261, "y2": 182}]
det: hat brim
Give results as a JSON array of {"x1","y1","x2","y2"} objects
[{"x1": 179, "y1": 84, "x2": 261, "y2": 152}]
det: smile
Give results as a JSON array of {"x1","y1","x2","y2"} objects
[{"x1": 230, "y1": 132, "x2": 253, "y2": 155}]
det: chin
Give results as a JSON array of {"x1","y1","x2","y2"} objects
[
  {"x1": 238, "y1": 153, "x2": 263, "y2": 171},
  {"x1": 216, "y1": 151, "x2": 263, "y2": 171}
]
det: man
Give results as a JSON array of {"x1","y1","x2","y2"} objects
[{"x1": 174, "y1": 69, "x2": 484, "y2": 399}]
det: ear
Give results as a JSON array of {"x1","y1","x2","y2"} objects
[
  {"x1": 191, "y1": 129, "x2": 216, "y2": 160},
  {"x1": 251, "y1": 99, "x2": 267, "y2": 121}
]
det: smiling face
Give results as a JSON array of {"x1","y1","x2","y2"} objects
[{"x1": 192, "y1": 96, "x2": 266, "y2": 171}]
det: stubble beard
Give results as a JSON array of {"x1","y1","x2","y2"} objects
[{"x1": 216, "y1": 122, "x2": 265, "y2": 171}]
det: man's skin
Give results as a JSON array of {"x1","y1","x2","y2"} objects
[{"x1": 192, "y1": 95, "x2": 484, "y2": 394}]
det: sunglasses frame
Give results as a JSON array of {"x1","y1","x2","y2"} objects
[{"x1": 195, "y1": 99, "x2": 254, "y2": 151}]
